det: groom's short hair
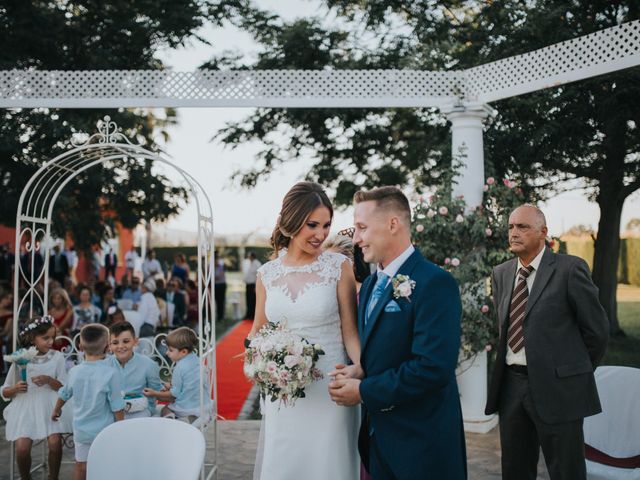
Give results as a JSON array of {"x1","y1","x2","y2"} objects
[{"x1": 353, "y1": 187, "x2": 411, "y2": 226}]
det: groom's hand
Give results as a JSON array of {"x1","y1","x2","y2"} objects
[
  {"x1": 329, "y1": 363, "x2": 364, "y2": 380},
  {"x1": 328, "y1": 378, "x2": 362, "y2": 406}
]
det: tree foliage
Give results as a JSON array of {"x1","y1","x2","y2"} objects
[
  {"x1": 211, "y1": 0, "x2": 640, "y2": 331},
  {"x1": 0, "y1": 0, "x2": 248, "y2": 251}
]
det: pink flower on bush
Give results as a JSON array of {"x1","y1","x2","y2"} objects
[
  {"x1": 485, "y1": 228, "x2": 492, "y2": 237},
  {"x1": 455, "y1": 214, "x2": 464, "y2": 223},
  {"x1": 481, "y1": 305, "x2": 489, "y2": 313},
  {"x1": 438, "y1": 206, "x2": 448, "y2": 215},
  {"x1": 450, "y1": 258, "x2": 460, "y2": 267},
  {"x1": 416, "y1": 224, "x2": 424, "y2": 233},
  {"x1": 486, "y1": 177, "x2": 495, "y2": 185},
  {"x1": 427, "y1": 209, "x2": 436, "y2": 218},
  {"x1": 444, "y1": 257, "x2": 451, "y2": 265},
  {"x1": 483, "y1": 185, "x2": 489, "y2": 192}
]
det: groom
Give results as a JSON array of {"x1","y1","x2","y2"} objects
[{"x1": 329, "y1": 187, "x2": 467, "y2": 480}]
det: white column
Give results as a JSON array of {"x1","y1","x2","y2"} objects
[
  {"x1": 442, "y1": 103, "x2": 498, "y2": 433},
  {"x1": 442, "y1": 105, "x2": 492, "y2": 209}
]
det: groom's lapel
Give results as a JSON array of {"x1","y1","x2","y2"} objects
[
  {"x1": 358, "y1": 275, "x2": 376, "y2": 337},
  {"x1": 362, "y1": 249, "x2": 422, "y2": 351}
]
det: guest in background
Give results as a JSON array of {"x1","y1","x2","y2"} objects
[
  {"x1": 90, "y1": 247, "x2": 102, "y2": 282},
  {"x1": 114, "y1": 274, "x2": 129, "y2": 300},
  {"x1": 49, "y1": 245, "x2": 69, "y2": 285},
  {"x1": 64, "y1": 245, "x2": 78, "y2": 285},
  {"x1": 0, "y1": 291, "x2": 13, "y2": 371},
  {"x1": 214, "y1": 252, "x2": 226, "y2": 322},
  {"x1": 154, "y1": 278, "x2": 166, "y2": 299},
  {"x1": 185, "y1": 279, "x2": 199, "y2": 327},
  {"x1": 48, "y1": 288, "x2": 74, "y2": 336},
  {"x1": 72, "y1": 287, "x2": 101, "y2": 333},
  {"x1": 124, "y1": 246, "x2": 139, "y2": 280},
  {"x1": 104, "y1": 247, "x2": 118, "y2": 281},
  {"x1": 105, "y1": 306, "x2": 125, "y2": 327},
  {"x1": 96, "y1": 285, "x2": 117, "y2": 323},
  {"x1": 142, "y1": 249, "x2": 163, "y2": 281},
  {"x1": 122, "y1": 276, "x2": 142, "y2": 306},
  {"x1": 242, "y1": 251, "x2": 261, "y2": 320},
  {"x1": 0, "y1": 243, "x2": 15, "y2": 289},
  {"x1": 135, "y1": 278, "x2": 160, "y2": 337},
  {"x1": 158, "y1": 279, "x2": 186, "y2": 327},
  {"x1": 170, "y1": 253, "x2": 190, "y2": 286},
  {"x1": 64, "y1": 277, "x2": 79, "y2": 305}
]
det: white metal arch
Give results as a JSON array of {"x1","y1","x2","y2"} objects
[{"x1": 10, "y1": 116, "x2": 219, "y2": 480}]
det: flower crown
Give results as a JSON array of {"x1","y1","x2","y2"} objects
[{"x1": 19, "y1": 315, "x2": 54, "y2": 337}]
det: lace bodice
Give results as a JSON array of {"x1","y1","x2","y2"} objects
[{"x1": 258, "y1": 251, "x2": 348, "y2": 368}]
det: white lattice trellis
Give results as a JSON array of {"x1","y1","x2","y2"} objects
[
  {"x1": 0, "y1": 20, "x2": 638, "y2": 108},
  {"x1": 10, "y1": 116, "x2": 219, "y2": 480}
]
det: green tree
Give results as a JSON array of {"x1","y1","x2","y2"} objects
[
  {"x1": 0, "y1": 0, "x2": 247, "y2": 252},
  {"x1": 210, "y1": 0, "x2": 639, "y2": 335}
]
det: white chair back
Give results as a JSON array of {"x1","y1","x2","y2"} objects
[{"x1": 87, "y1": 417, "x2": 205, "y2": 480}]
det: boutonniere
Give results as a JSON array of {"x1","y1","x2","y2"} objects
[{"x1": 391, "y1": 274, "x2": 416, "y2": 301}]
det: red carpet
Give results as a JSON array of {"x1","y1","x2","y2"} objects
[{"x1": 216, "y1": 320, "x2": 254, "y2": 420}]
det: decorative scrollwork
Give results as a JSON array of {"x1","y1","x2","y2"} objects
[{"x1": 70, "y1": 115, "x2": 137, "y2": 147}]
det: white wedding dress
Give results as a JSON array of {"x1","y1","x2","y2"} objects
[{"x1": 254, "y1": 251, "x2": 360, "y2": 480}]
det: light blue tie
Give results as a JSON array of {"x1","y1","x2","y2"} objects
[{"x1": 366, "y1": 272, "x2": 389, "y2": 325}]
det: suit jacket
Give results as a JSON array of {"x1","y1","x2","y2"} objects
[
  {"x1": 104, "y1": 252, "x2": 118, "y2": 270},
  {"x1": 359, "y1": 249, "x2": 466, "y2": 480},
  {"x1": 48, "y1": 253, "x2": 69, "y2": 277},
  {"x1": 485, "y1": 248, "x2": 609, "y2": 424}
]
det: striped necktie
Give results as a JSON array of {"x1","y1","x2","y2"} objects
[
  {"x1": 507, "y1": 265, "x2": 535, "y2": 353},
  {"x1": 366, "y1": 272, "x2": 389, "y2": 325}
]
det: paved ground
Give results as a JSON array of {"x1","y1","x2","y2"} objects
[{"x1": 0, "y1": 420, "x2": 550, "y2": 479}]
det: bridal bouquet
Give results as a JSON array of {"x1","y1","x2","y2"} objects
[
  {"x1": 4, "y1": 347, "x2": 39, "y2": 381},
  {"x1": 243, "y1": 322, "x2": 325, "y2": 407}
]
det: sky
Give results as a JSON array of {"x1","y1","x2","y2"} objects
[{"x1": 154, "y1": 1, "x2": 639, "y2": 238}]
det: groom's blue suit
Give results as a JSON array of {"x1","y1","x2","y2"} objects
[{"x1": 358, "y1": 249, "x2": 467, "y2": 480}]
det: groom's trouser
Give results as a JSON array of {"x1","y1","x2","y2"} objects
[
  {"x1": 499, "y1": 368, "x2": 586, "y2": 480},
  {"x1": 369, "y1": 434, "x2": 398, "y2": 480}
]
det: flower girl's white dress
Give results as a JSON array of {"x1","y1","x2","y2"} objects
[
  {"x1": 2, "y1": 350, "x2": 73, "y2": 440},
  {"x1": 254, "y1": 251, "x2": 359, "y2": 480}
]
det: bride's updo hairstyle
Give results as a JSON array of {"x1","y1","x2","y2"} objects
[{"x1": 271, "y1": 181, "x2": 333, "y2": 258}]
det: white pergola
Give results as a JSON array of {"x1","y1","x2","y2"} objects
[{"x1": 1, "y1": 18, "x2": 639, "y2": 446}]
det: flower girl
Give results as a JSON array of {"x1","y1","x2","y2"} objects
[{"x1": 1, "y1": 315, "x2": 72, "y2": 480}]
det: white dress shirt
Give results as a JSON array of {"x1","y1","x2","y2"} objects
[
  {"x1": 377, "y1": 244, "x2": 415, "y2": 287},
  {"x1": 506, "y1": 246, "x2": 546, "y2": 366}
]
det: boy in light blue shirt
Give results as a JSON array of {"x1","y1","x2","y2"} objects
[
  {"x1": 108, "y1": 321, "x2": 162, "y2": 418},
  {"x1": 144, "y1": 327, "x2": 211, "y2": 423},
  {"x1": 52, "y1": 324, "x2": 124, "y2": 480}
]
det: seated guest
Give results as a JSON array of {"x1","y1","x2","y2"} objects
[
  {"x1": 135, "y1": 278, "x2": 159, "y2": 337},
  {"x1": 108, "y1": 322, "x2": 162, "y2": 419},
  {"x1": 114, "y1": 274, "x2": 129, "y2": 300},
  {"x1": 96, "y1": 285, "x2": 117, "y2": 323},
  {"x1": 72, "y1": 287, "x2": 101, "y2": 333},
  {"x1": 105, "y1": 306, "x2": 126, "y2": 327},
  {"x1": 121, "y1": 276, "x2": 142, "y2": 305},
  {"x1": 143, "y1": 327, "x2": 210, "y2": 423},
  {"x1": 142, "y1": 249, "x2": 163, "y2": 281},
  {"x1": 158, "y1": 279, "x2": 186, "y2": 326}
]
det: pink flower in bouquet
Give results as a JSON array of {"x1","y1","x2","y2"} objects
[
  {"x1": 455, "y1": 214, "x2": 464, "y2": 223},
  {"x1": 284, "y1": 355, "x2": 302, "y2": 368},
  {"x1": 451, "y1": 258, "x2": 460, "y2": 267},
  {"x1": 266, "y1": 361, "x2": 278, "y2": 374},
  {"x1": 444, "y1": 257, "x2": 451, "y2": 265},
  {"x1": 486, "y1": 177, "x2": 495, "y2": 185},
  {"x1": 438, "y1": 206, "x2": 448, "y2": 215},
  {"x1": 485, "y1": 228, "x2": 492, "y2": 237},
  {"x1": 416, "y1": 224, "x2": 424, "y2": 233},
  {"x1": 481, "y1": 305, "x2": 489, "y2": 313}
]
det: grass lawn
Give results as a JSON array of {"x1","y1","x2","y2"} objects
[{"x1": 601, "y1": 284, "x2": 640, "y2": 368}]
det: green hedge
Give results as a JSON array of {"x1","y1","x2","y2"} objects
[{"x1": 563, "y1": 238, "x2": 640, "y2": 287}]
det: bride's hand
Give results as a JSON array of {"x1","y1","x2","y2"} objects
[{"x1": 329, "y1": 363, "x2": 364, "y2": 380}]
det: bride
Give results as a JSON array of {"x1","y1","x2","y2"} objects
[{"x1": 248, "y1": 181, "x2": 360, "y2": 480}]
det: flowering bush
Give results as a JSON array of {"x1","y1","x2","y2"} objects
[
  {"x1": 244, "y1": 321, "x2": 325, "y2": 407},
  {"x1": 412, "y1": 170, "x2": 527, "y2": 360}
]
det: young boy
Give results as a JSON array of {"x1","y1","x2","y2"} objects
[
  {"x1": 108, "y1": 321, "x2": 162, "y2": 418},
  {"x1": 52, "y1": 324, "x2": 124, "y2": 480},
  {"x1": 143, "y1": 327, "x2": 210, "y2": 423}
]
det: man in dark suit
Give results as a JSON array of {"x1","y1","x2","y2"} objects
[
  {"x1": 104, "y1": 247, "x2": 118, "y2": 280},
  {"x1": 485, "y1": 204, "x2": 609, "y2": 480},
  {"x1": 49, "y1": 245, "x2": 69, "y2": 284},
  {"x1": 329, "y1": 186, "x2": 466, "y2": 480},
  {"x1": 157, "y1": 279, "x2": 186, "y2": 326}
]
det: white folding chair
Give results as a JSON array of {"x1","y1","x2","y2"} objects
[
  {"x1": 87, "y1": 417, "x2": 205, "y2": 480},
  {"x1": 585, "y1": 366, "x2": 640, "y2": 479}
]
